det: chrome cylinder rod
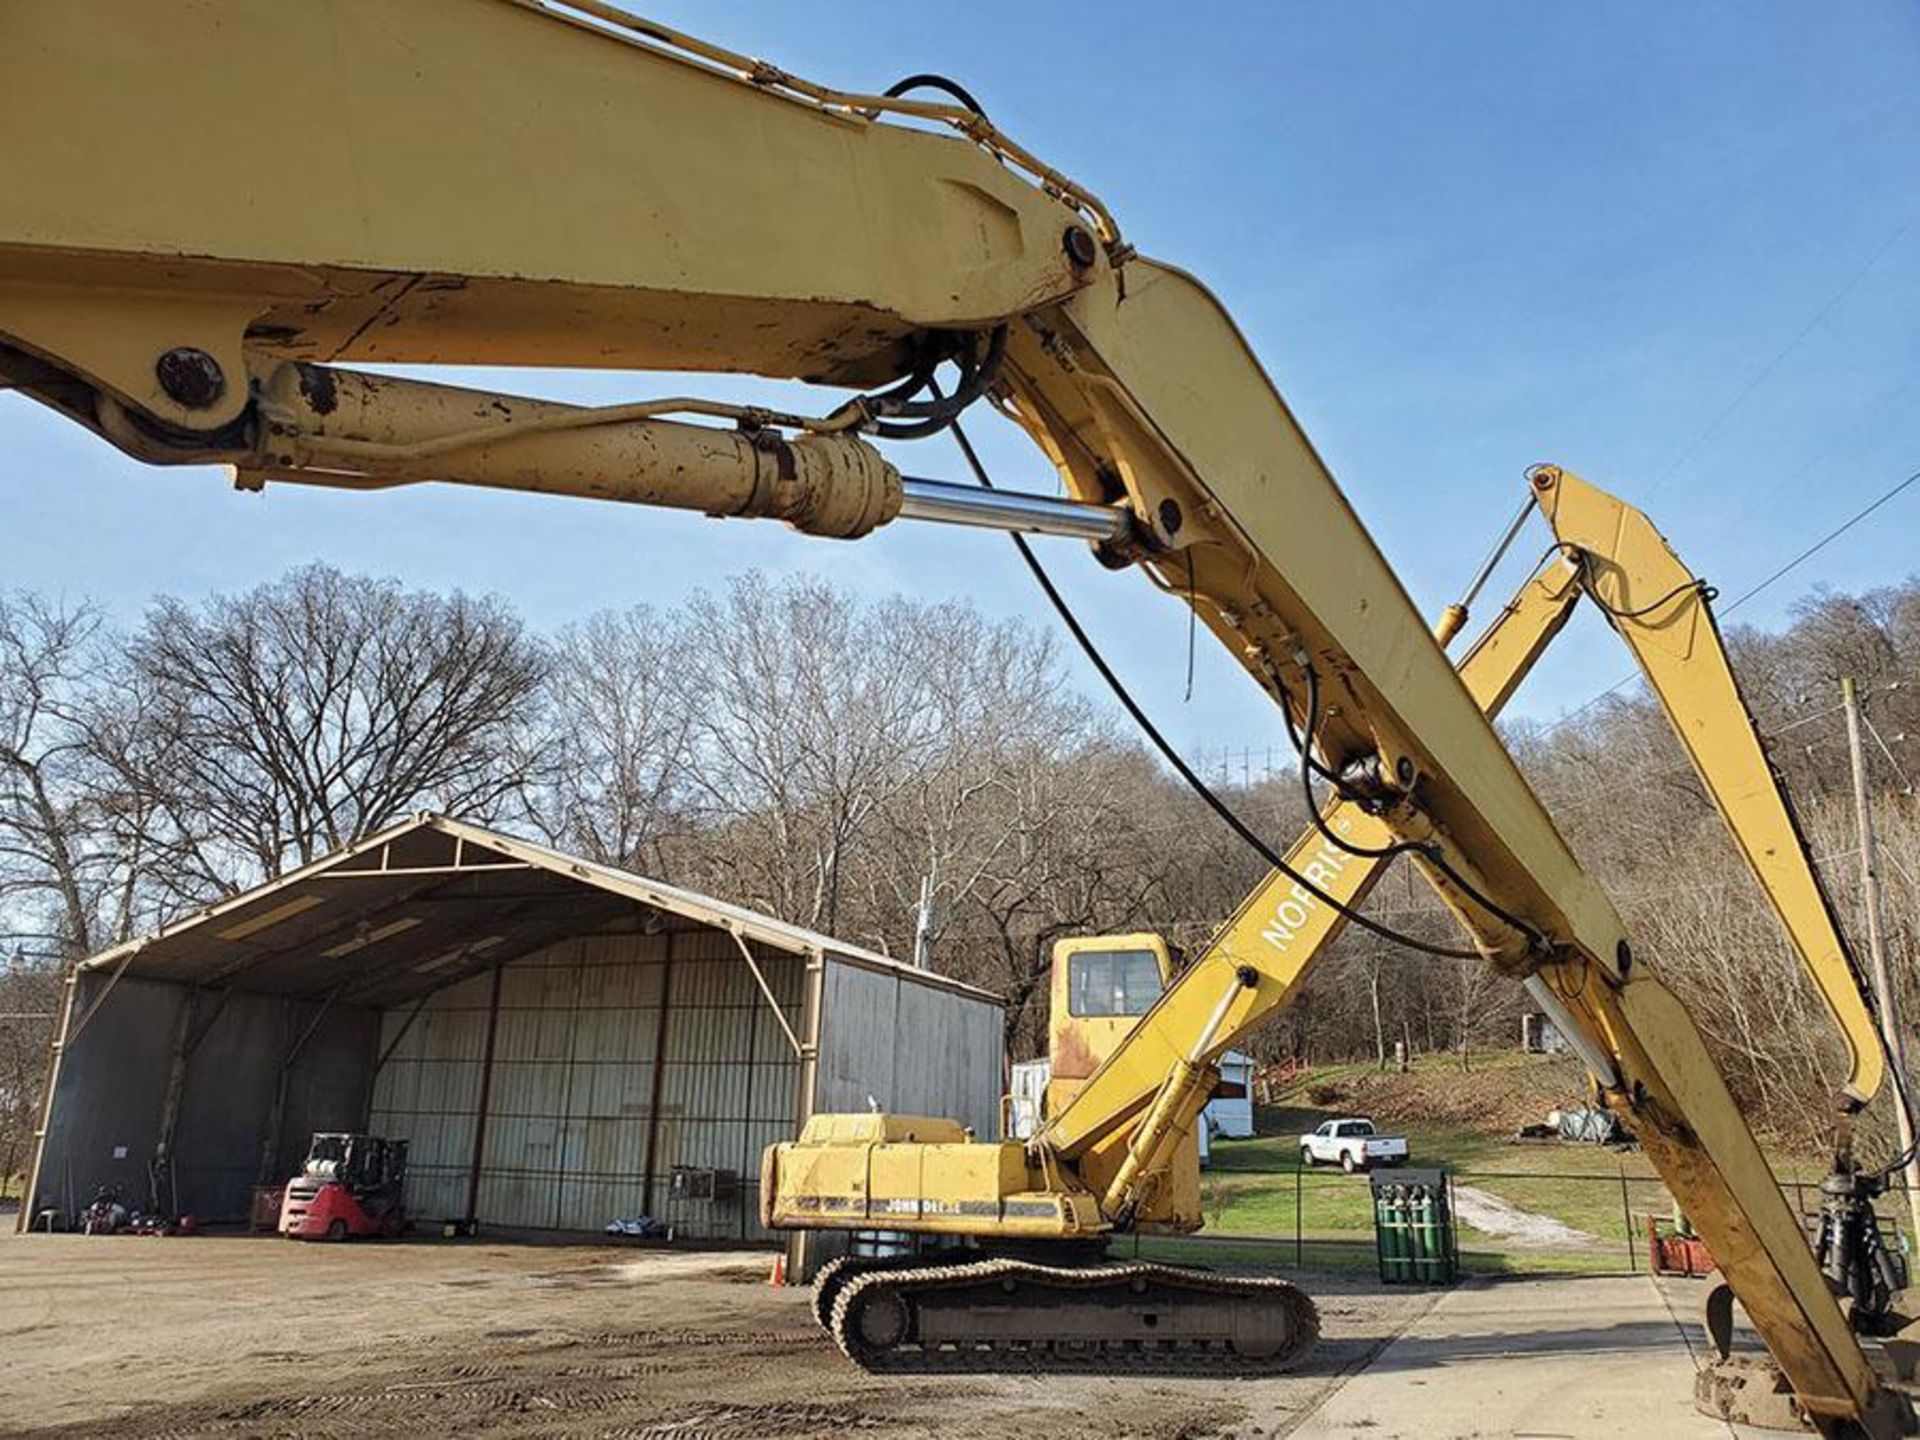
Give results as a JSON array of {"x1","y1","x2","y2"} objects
[
  {"x1": 899, "y1": 476, "x2": 1132, "y2": 544},
  {"x1": 1522, "y1": 973, "x2": 1621, "y2": 1090}
]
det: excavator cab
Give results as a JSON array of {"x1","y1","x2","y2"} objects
[
  {"x1": 1038, "y1": 933, "x2": 1208, "y2": 1233},
  {"x1": 1044, "y1": 933, "x2": 1175, "y2": 1118}
]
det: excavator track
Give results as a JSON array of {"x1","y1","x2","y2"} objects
[
  {"x1": 827, "y1": 1258, "x2": 1319, "y2": 1374},
  {"x1": 811, "y1": 1255, "x2": 861, "y2": 1330},
  {"x1": 809, "y1": 1253, "x2": 930, "y2": 1330}
]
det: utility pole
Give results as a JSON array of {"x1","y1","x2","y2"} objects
[{"x1": 1843, "y1": 676, "x2": 1920, "y2": 1241}]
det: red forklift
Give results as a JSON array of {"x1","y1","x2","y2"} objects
[{"x1": 278, "y1": 1132, "x2": 410, "y2": 1241}]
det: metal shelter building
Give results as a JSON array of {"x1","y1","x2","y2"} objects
[{"x1": 24, "y1": 815, "x2": 1004, "y2": 1252}]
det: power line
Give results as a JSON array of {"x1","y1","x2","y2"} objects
[
  {"x1": 1204, "y1": 697, "x2": 1853, "y2": 803},
  {"x1": 1645, "y1": 210, "x2": 1916, "y2": 498},
  {"x1": 927, "y1": 848, "x2": 1871, "y2": 945},
  {"x1": 1885, "y1": 848, "x2": 1920, "y2": 893},
  {"x1": 1528, "y1": 702, "x2": 1857, "y2": 815},
  {"x1": 1864, "y1": 713, "x2": 1917, "y2": 798},
  {"x1": 1606, "y1": 848, "x2": 1860, "y2": 903},
  {"x1": 1718, "y1": 468, "x2": 1920, "y2": 616},
  {"x1": 1541, "y1": 467, "x2": 1920, "y2": 734},
  {"x1": 1708, "y1": 370, "x2": 1920, "y2": 541},
  {"x1": 1068, "y1": 695, "x2": 1877, "y2": 846}
]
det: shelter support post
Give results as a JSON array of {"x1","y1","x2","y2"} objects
[
  {"x1": 642, "y1": 930, "x2": 675, "y2": 1217},
  {"x1": 787, "y1": 950, "x2": 829, "y2": 1283},
  {"x1": 728, "y1": 925, "x2": 812, "y2": 1255},
  {"x1": 17, "y1": 964, "x2": 82, "y2": 1231},
  {"x1": 256, "y1": 982, "x2": 347, "y2": 1187},
  {"x1": 464, "y1": 961, "x2": 506, "y2": 1226}
]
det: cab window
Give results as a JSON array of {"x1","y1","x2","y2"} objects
[{"x1": 1067, "y1": 948, "x2": 1163, "y2": 1017}]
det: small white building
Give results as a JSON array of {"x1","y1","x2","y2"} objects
[
  {"x1": 1006, "y1": 1050, "x2": 1256, "y2": 1163},
  {"x1": 1522, "y1": 1011, "x2": 1568, "y2": 1054},
  {"x1": 1209, "y1": 1051, "x2": 1256, "y2": 1139}
]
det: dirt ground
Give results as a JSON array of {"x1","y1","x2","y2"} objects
[{"x1": 0, "y1": 1229, "x2": 1433, "y2": 1439}]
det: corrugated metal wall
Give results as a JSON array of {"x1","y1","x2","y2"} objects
[
  {"x1": 648, "y1": 928, "x2": 803, "y2": 1240},
  {"x1": 29, "y1": 973, "x2": 184, "y2": 1223},
  {"x1": 812, "y1": 959, "x2": 1004, "y2": 1139},
  {"x1": 30, "y1": 973, "x2": 376, "y2": 1224},
  {"x1": 368, "y1": 928, "x2": 802, "y2": 1238},
  {"x1": 367, "y1": 969, "x2": 490, "y2": 1221}
]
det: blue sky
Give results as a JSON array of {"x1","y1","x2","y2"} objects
[{"x1": 5, "y1": 2, "x2": 1918, "y2": 764}]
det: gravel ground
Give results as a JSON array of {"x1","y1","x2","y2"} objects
[
  {"x1": 1449, "y1": 1185, "x2": 1600, "y2": 1249},
  {"x1": 0, "y1": 1230, "x2": 1435, "y2": 1439}
]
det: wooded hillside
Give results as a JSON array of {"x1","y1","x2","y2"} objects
[{"x1": 4, "y1": 567, "x2": 1916, "y2": 1179}]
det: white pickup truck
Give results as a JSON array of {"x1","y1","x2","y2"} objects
[{"x1": 1299, "y1": 1117, "x2": 1409, "y2": 1173}]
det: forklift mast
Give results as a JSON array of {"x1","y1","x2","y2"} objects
[{"x1": 302, "y1": 1134, "x2": 408, "y2": 1199}]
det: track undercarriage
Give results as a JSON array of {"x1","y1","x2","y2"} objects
[{"x1": 810, "y1": 1253, "x2": 1320, "y2": 1375}]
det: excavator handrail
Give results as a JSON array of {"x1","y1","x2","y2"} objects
[{"x1": 518, "y1": 0, "x2": 1125, "y2": 248}]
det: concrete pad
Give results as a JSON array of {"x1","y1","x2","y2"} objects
[{"x1": 1285, "y1": 1274, "x2": 1747, "y2": 1439}]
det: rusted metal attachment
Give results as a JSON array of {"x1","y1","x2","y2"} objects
[
  {"x1": 1063, "y1": 225, "x2": 1099, "y2": 269},
  {"x1": 1695, "y1": 1353, "x2": 1810, "y2": 1432},
  {"x1": 1704, "y1": 1279, "x2": 1738, "y2": 1359},
  {"x1": 770, "y1": 433, "x2": 901, "y2": 539},
  {"x1": 154, "y1": 347, "x2": 225, "y2": 409},
  {"x1": 1700, "y1": 1283, "x2": 1916, "y2": 1436},
  {"x1": 1884, "y1": 1316, "x2": 1920, "y2": 1383}
]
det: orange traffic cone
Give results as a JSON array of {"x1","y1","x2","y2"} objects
[{"x1": 768, "y1": 1253, "x2": 787, "y2": 1287}]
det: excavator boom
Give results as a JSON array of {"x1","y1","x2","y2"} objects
[
  {"x1": 1040, "y1": 548, "x2": 1585, "y2": 1164},
  {"x1": 0, "y1": 4, "x2": 1902, "y2": 1431},
  {"x1": 1047, "y1": 468, "x2": 1888, "y2": 1183}
]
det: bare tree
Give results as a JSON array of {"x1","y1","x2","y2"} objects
[
  {"x1": 119, "y1": 565, "x2": 547, "y2": 886},
  {"x1": 0, "y1": 593, "x2": 118, "y2": 957},
  {"x1": 5, "y1": 552, "x2": 1917, "y2": 1157},
  {"x1": 518, "y1": 606, "x2": 692, "y2": 872},
  {"x1": 672, "y1": 575, "x2": 946, "y2": 931},
  {"x1": 952, "y1": 741, "x2": 1175, "y2": 1054},
  {"x1": 861, "y1": 617, "x2": 1100, "y2": 959},
  {"x1": 0, "y1": 953, "x2": 60, "y2": 1196},
  {"x1": 0, "y1": 594, "x2": 129, "y2": 1199}
]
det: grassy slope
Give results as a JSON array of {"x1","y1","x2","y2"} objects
[
  {"x1": 1157, "y1": 1049, "x2": 1902, "y2": 1277},
  {"x1": 1170, "y1": 1051, "x2": 1674, "y2": 1274}
]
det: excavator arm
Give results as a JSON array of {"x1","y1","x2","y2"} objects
[
  {"x1": 1534, "y1": 467, "x2": 1884, "y2": 1110},
  {"x1": 1039, "y1": 543, "x2": 1586, "y2": 1170},
  {"x1": 1049, "y1": 468, "x2": 1887, "y2": 1191},
  {"x1": 0, "y1": 4, "x2": 1901, "y2": 1431}
]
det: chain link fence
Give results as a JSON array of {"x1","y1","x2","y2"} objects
[{"x1": 1132, "y1": 1162, "x2": 1919, "y2": 1279}]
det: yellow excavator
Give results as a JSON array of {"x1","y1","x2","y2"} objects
[
  {"x1": 782, "y1": 466, "x2": 1905, "y2": 1390},
  {"x1": 0, "y1": 4, "x2": 1909, "y2": 1432}
]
